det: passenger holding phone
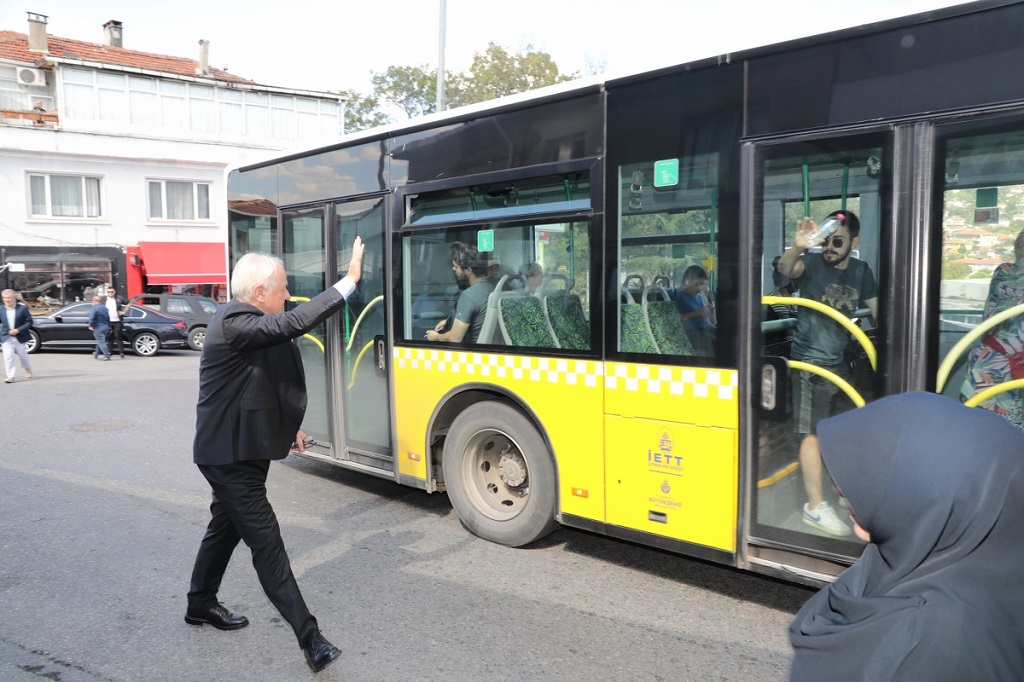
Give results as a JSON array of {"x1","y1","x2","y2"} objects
[
  {"x1": 675, "y1": 265, "x2": 716, "y2": 355},
  {"x1": 776, "y1": 210, "x2": 878, "y2": 537}
]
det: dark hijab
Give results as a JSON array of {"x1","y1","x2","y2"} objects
[{"x1": 789, "y1": 392, "x2": 1024, "y2": 681}]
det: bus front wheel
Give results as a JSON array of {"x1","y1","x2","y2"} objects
[{"x1": 442, "y1": 401, "x2": 558, "y2": 547}]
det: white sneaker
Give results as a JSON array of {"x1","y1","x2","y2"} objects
[
  {"x1": 24, "y1": 369, "x2": 32, "y2": 379},
  {"x1": 803, "y1": 501, "x2": 851, "y2": 536}
]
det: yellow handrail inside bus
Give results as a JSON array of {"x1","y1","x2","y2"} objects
[
  {"x1": 763, "y1": 296, "x2": 877, "y2": 370},
  {"x1": 287, "y1": 296, "x2": 325, "y2": 352},
  {"x1": 347, "y1": 339, "x2": 375, "y2": 389},
  {"x1": 787, "y1": 360, "x2": 866, "y2": 408},
  {"x1": 346, "y1": 295, "x2": 384, "y2": 352},
  {"x1": 300, "y1": 333, "x2": 324, "y2": 352},
  {"x1": 963, "y1": 378, "x2": 1024, "y2": 407},
  {"x1": 935, "y1": 302, "x2": 1024, "y2": 392}
]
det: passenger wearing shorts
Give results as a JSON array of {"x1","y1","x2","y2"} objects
[{"x1": 776, "y1": 210, "x2": 878, "y2": 537}]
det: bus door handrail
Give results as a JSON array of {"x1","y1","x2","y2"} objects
[
  {"x1": 936, "y1": 301, "x2": 1024, "y2": 392},
  {"x1": 963, "y1": 378, "x2": 1024, "y2": 407},
  {"x1": 345, "y1": 295, "x2": 384, "y2": 352},
  {"x1": 787, "y1": 360, "x2": 866, "y2": 407},
  {"x1": 289, "y1": 296, "x2": 325, "y2": 352},
  {"x1": 347, "y1": 340, "x2": 376, "y2": 389},
  {"x1": 762, "y1": 296, "x2": 877, "y2": 370}
]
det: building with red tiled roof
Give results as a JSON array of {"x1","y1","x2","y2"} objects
[
  {"x1": 0, "y1": 26, "x2": 253, "y2": 85},
  {"x1": 0, "y1": 12, "x2": 345, "y2": 303}
]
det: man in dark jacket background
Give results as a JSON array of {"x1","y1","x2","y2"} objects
[
  {"x1": 0, "y1": 288, "x2": 33, "y2": 382},
  {"x1": 185, "y1": 237, "x2": 363, "y2": 673}
]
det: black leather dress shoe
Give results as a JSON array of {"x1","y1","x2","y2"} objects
[
  {"x1": 184, "y1": 603, "x2": 249, "y2": 630},
  {"x1": 303, "y1": 629, "x2": 340, "y2": 672}
]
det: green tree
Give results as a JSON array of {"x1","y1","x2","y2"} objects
[
  {"x1": 370, "y1": 65, "x2": 445, "y2": 120},
  {"x1": 342, "y1": 45, "x2": 577, "y2": 133},
  {"x1": 942, "y1": 260, "x2": 970, "y2": 279},
  {"x1": 450, "y1": 44, "x2": 576, "y2": 107},
  {"x1": 338, "y1": 89, "x2": 390, "y2": 133}
]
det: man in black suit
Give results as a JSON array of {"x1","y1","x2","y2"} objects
[{"x1": 185, "y1": 237, "x2": 364, "y2": 673}]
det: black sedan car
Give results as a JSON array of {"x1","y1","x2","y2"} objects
[{"x1": 25, "y1": 302, "x2": 189, "y2": 356}]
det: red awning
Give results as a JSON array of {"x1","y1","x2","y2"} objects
[{"x1": 137, "y1": 241, "x2": 227, "y2": 286}]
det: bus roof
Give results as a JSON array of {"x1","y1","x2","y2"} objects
[{"x1": 237, "y1": 0, "x2": 1012, "y2": 174}]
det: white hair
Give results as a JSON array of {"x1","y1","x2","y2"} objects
[{"x1": 231, "y1": 252, "x2": 284, "y2": 302}]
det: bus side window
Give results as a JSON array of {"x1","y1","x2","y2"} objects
[
  {"x1": 617, "y1": 158, "x2": 719, "y2": 360},
  {"x1": 403, "y1": 220, "x2": 592, "y2": 351}
]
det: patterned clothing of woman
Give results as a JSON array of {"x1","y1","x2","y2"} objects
[{"x1": 960, "y1": 244, "x2": 1024, "y2": 430}]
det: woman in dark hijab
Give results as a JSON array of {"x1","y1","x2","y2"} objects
[{"x1": 788, "y1": 391, "x2": 1024, "y2": 681}]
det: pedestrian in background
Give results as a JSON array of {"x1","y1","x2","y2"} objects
[
  {"x1": 103, "y1": 286, "x2": 129, "y2": 359},
  {"x1": 1, "y1": 288, "x2": 33, "y2": 383},
  {"x1": 87, "y1": 294, "x2": 111, "y2": 361},
  {"x1": 186, "y1": 236, "x2": 364, "y2": 673}
]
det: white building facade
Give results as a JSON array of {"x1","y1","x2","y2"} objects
[{"x1": 0, "y1": 12, "x2": 344, "y2": 305}]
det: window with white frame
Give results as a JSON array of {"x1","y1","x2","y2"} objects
[
  {"x1": 28, "y1": 173, "x2": 103, "y2": 218},
  {"x1": 147, "y1": 180, "x2": 211, "y2": 221},
  {"x1": 0, "y1": 64, "x2": 54, "y2": 111},
  {"x1": 60, "y1": 67, "x2": 340, "y2": 140}
]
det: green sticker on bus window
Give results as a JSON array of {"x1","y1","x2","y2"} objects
[
  {"x1": 653, "y1": 158, "x2": 679, "y2": 188},
  {"x1": 477, "y1": 229, "x2": 494, "y2": 252}
]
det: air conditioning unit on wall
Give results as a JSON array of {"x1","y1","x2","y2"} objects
[{"x1": 17, "y1": 67, "x2": 46, "y2": 87}]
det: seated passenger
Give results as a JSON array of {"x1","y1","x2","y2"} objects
[
  {"x1": 674, "y1": 265, "x2": 716, "y2": 354},
  {"x1": 425, "y1": 242, "x2": 495, "y2": 344},
  {"x1": 487, "y1": 258, "x2": 502, "y2": 287},
  {"x1": 524, "y1": 261, "x2": 544, "y2": 294}
]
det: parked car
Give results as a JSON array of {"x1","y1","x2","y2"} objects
[
  {"x1": 25, "y1": 302, "x2": 189, "y2": 356},
  {"x1": 127, "y1": 293, "x2": 219, "y2": 351}
]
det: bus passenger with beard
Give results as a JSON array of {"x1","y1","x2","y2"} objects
[
  {"x1": 776, "y1": 210, "x2": 878, "y2": 537},
  {"x1": 425, "y1": 242, "x2": 495, "y2": 344}
]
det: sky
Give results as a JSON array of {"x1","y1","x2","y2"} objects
[{"x1": 1, "y1": 0, "x2": 973, "y2": 95}]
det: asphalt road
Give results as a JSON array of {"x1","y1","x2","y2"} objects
[{"x1": 0, "y1": 349, "x2": 813, "y2": 681}]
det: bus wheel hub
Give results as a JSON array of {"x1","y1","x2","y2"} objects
[{"x1": 498, "y1": 450, "x2": 528, "y2": 487}]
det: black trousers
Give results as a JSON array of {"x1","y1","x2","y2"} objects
[
  {"x1": 188, "y1": 460, "x2": 317, "y2": 645},
  {"x1": 108, "y1": 321, "x2": 124, "y2": 355}
]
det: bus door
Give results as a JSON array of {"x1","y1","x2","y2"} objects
[
  {"x1": 932, "y1": 115, "x2": 1024, "y2": 431},
  {"x1": 281, "y1": 196, "x2": 393, "y2": 474},
  {"x1": 746, "y1": 131, "x2": 891, "y2": 575}
]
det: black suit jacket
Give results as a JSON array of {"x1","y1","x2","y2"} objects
[{"x1": 193, "y1": 286, "x2": 347, "y2": 466}]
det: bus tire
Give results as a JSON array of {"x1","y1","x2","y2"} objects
[{"x1": 443, "y1": 401, "x2": 558, "y2": 547}]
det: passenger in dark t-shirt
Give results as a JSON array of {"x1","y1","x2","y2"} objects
[
  {"x1": 425, "y1": 242, "x2": 494, "y2": 344},
  {"x1": 776, "y1": 210, "x2": 879, "y2": 538},
  {"x1": 453, "y1": 279, "x2": 494, "y2": 343},
  {"x1": 674, "y1": 265, "x2": 716, "y2": 355}
]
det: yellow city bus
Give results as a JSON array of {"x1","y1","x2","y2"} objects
[{"x1": 227, "y1": 0, "x2": 1024, "y2": 584}]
